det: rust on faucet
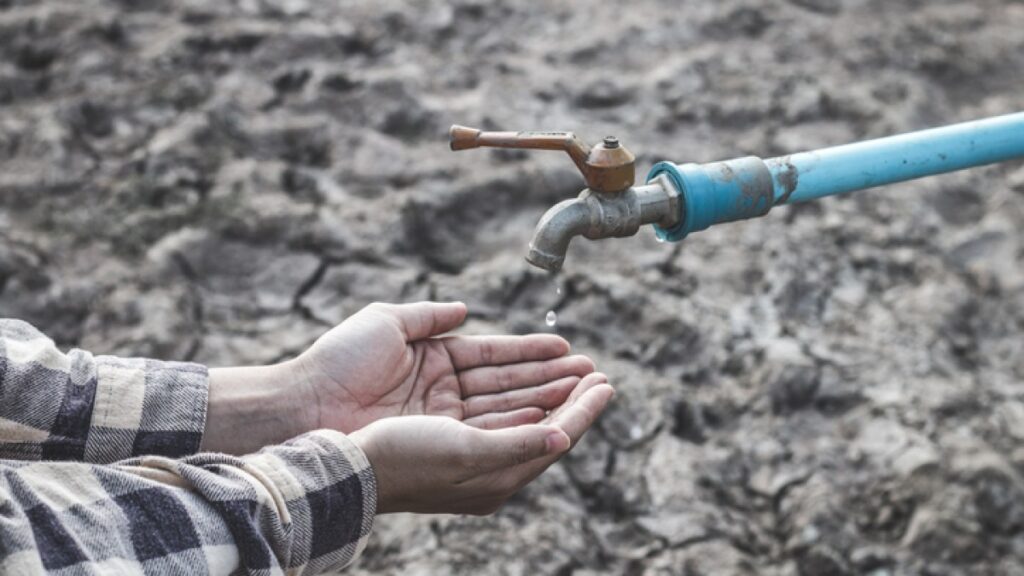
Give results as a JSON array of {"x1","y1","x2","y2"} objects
[
  {"x1": 448, "y1": 125, "x2": 682, "y2": 272},
  {"x1": 449, "y1": 125, "x2": 636, "y2": 194}
]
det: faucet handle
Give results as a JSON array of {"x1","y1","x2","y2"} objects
[
  {"x1": 449, "y1": 126, "x2": 585, "y2": 155},
  {"x1": 449, "y1": 125, "x2": 636, "y2": 194}
]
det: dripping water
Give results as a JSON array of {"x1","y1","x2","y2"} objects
[{"x1": 545, "y1": 273, "x2": 563, "y2": 328}]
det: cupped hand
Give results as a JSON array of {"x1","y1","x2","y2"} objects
[
  {"x1": 296, "y1": 302, "x2": 596, "y2": 433},
  {"x1": 351, "y1": 372, "x2": 615, "y2": 515}
]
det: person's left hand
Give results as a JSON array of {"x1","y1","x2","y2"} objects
[{"x1": 296, "y1": 301, "x2": 595, "y2": 433}]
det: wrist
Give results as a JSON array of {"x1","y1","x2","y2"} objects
[
  {"x1": 202, "y1": 360, "x2": 319, "y2": 454},
  {"x1": 349, "y1": 425, "x2": 393, "y2": 514}
]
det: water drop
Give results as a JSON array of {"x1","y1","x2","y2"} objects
[
  {"x1": 545, "y1": 310, "x2": 557, "y2": 327},
  {"x1": 655, "y1": 234, "x2": 666, "y2": 243},
  {"x1": 556, "y1": 286, "x2": 562, "y2": 295}
]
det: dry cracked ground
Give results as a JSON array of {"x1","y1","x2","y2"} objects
[{"x1": 4, "y1": 0, "x2": 1024, "y2": 574}]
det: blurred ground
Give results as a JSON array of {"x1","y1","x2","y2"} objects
[{"x1": 4, "y1": 0, "x2": 1024, "y2": 574}]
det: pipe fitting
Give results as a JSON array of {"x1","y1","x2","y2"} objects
[{"x1": 648, "y1": 157, "x2": 774, "y2": 242}]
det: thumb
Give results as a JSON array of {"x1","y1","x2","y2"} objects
[
  {"x1": 477, "y1": 424, "x2": 570, "y2": 469},
  {"x1": 389, "y1": 301, "x2": 468, "y2": 340}
]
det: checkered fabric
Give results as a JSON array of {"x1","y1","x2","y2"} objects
[
  {"x1": 0, "y1": 319, "x2": 377, "y2": 575},
  {"x1": 0, "y1": 319, "x2": 208, "y2": 464}
]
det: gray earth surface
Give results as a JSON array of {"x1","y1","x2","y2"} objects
[{"x1": 3, "y1": 0, "x2": 1024, "y2": 574}]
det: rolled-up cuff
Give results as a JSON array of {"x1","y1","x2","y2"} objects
[
  {"x1": 84, "y1": 356, "x2": 209, "y2": 463},
  {"x1": 246, "y1": 429, "x2": 378, "y2": 573}
]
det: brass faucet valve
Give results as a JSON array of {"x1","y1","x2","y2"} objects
[{"x1": 449, "y1": 125, "x2": 636, "y2": 194}]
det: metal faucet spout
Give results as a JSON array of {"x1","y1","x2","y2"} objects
[
  {"x1": 525, "y1": 176, "x2": 682, "y2": 272},
  {"x1": 526, "y1": 198, "x2": 593, "y2": 271}
]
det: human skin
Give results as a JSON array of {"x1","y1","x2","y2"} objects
[
  {"x1": 201, "y1": 302, "x2": 598, "y2": 455},
  {"x1": 351, "y1": 372, "x2": 614, "y2": 514},
  {"x1": 201, "y1": 301, "x2": 612, "y2": 516}
]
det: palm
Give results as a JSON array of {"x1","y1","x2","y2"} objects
[{"x1": 300, "y1": 303, "x2": 595, "y2": 433}]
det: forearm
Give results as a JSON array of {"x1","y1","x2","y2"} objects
[
  {"x1": 0, "y1": 430, "x2": 377, "y2": 575},
  {"x1": 203, "y1": 359, "x2": 318, "y2": 455},
  {"x1": 0, "y1": 317, "x2": 322, "y2": 460}
]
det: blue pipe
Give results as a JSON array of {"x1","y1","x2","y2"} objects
[{"x1": 649, "y1": 112, "x2": 1024, "y2": 241}]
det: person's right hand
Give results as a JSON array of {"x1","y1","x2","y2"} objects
[{"x1": 350, "y1": 372, "x2": 614, "y2": 515}]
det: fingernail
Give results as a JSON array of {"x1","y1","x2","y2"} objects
[{"x1": 545, "y1": 431, "x2": 569, "y2": 454}]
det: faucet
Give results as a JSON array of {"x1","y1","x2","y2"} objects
[
  {"x1": 448, "y1": 126, "x2": 682, "y2": 271},
  {"x1": 450, "y1": 112, "x2": 1024, "y2": 272}
]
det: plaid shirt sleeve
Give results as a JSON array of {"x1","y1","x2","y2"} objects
[
  {"x1": 0, "y1": 319, "x2": 378, "y2": 574},
  {"x1": 0, "y1": 430, "x2": 377, "y2": 575},
  {"x1": 0, "y1": 318, "x2": 208, "y2": 463}
]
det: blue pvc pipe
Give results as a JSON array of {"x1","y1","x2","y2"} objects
[
  {"x1": 765, "y1": 112, "x2": 1024, "y2": 204},
  {"x1": 650, "y1": 112, "x2": 1024, "y2": 241}
]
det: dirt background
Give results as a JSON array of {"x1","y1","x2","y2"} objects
[{"x1": 3, "y1": 0, "x2": 1024, "y2": 574}]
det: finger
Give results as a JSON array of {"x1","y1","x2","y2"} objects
[
  {"x1": 474, "y1": 424, "x2": 570, "y2": 469},
  {"x1": 551, "y1": 382, "x2": 615, "y2": 446},
  {"x1": 544, "y1": 372, "x2": 608, "y2": 423},
  {"x1": 382, "y1": 301, "x2": 467, "y2": 341},
  {"x1": 463, "y1": 376, "x2": 579, "y2": 418},
  {"x1": 442, "y1": 334, "x2": 571, "y2": 371},
  {"x1": 459, "y1": 355, "x2": 595, "y2": 396},
  {"x1": 463, "y1": 407, "x2": 546, "y2": 430},
  {"x1": 462, "y1": 373, "x2": 577, "y2": 416},
  {"x1": 503, "y1": 383, "x2": 615, "y2": 486}
]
